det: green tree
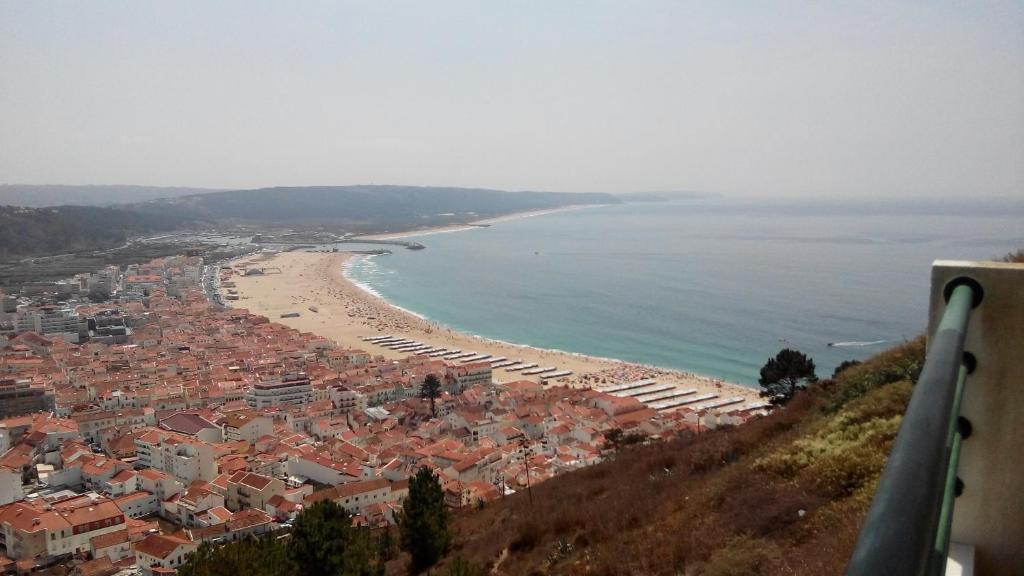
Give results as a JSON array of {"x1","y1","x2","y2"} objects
[
  {"x1": 758, "y1": 348, "x2": 817, "y2": 406},
  {"x1": 421, "y1": 373, "x2": 443, "y2": 417},
  {"x1": 399, "y1": 467, "x2": 452, "y2": 573},
  {"x1": 288, "y1": 500, "x2": 382, "y2": 576}
]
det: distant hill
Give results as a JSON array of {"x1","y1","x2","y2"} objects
[
  {"x1": 0, "y1": 185, "x2": 620, "y2": 260},
  {"x1": 0, "y1": 205, "x2": 185, "y2": 259},
  {"x1": 133, "y1": 185, "x2": 621, "y2": 230},
  {"x1": 0, "y1": 184, "x2": 221, "y2": 207}
]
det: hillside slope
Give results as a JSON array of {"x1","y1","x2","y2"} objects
[
  {"x1": 439, "y1": 338, "x2": 926, "y2": 575},
  {"x1": 133, "y1": 185, "x2": 620, "y2": 229},
  {"x1": 0, "y1": 205, "x2": 186, "y2": 259}
]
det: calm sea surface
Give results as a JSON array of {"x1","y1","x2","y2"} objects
[{"x1": 344, "y1": 201, "x2": 1023, "y2": 386}]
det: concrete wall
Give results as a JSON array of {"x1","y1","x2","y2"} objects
[{"x1": 928, "y1": 260, "x2": 1024, "y2": 576}]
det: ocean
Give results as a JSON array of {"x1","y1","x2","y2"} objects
[{"x1": 344, "y1": 200, "x2": 1024, "y2": 386}]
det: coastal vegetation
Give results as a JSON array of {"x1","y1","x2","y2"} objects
[{"x1": 1003, "y1": 249, "x2": 1024, "y2": 263}]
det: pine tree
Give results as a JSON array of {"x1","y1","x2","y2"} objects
[
  {"x1": 288, "y1": 500, "x2": 381, "y2": 576},
  {"x1": 399, "y1": 467, "x2": 452, "y2": 573},
  {"x1": 421, "y1": 373, "x2": 443, "y2": 417},
  {"x1": 758, "y1": 348, "x2": 817, "y2": 405}
]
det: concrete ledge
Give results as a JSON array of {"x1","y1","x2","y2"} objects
[{"x1": 929, "y1": 260, "x2": 1024, "y2": 576}]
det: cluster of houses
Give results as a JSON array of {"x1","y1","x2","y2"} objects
[{"x1": 0, "y1": 256, "x2": 766, "y2": 575}]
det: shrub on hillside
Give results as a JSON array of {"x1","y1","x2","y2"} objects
[
  {"x1": 699, "y1": 536, "x2": 782, "y2": 576},
  {"x1": 755, "y1": 380, "x2": 910, "y2": 497}
]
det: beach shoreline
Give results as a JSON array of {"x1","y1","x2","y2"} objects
[
  {"x1": 357, "y1": 204, "x2": 602, "y2": 240},
  {"x1": 227, "y1": 244, "x2": 761, "y2": 405}
]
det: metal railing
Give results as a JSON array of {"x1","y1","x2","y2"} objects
[{"x1": 845, "y1": 278, "x2": 982, "y2": 576}]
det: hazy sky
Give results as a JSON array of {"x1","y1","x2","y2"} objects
[{"x1": 2, "y1": 2, "x2": 1022, "y2": 199}]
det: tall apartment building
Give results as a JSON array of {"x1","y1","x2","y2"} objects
[
  {"x1": 245, "y1": 373, "x2": 313, "y2": 409},
  {"x1": 445, "y1": 362, "x2": 492, "y2": 393},
  {"x1": 0, "y1": 294, "x2": 16, "y2": 322},
  {"x1": 134, "y1": 430, "x2": 217, "y2": 484},
  {"x1": 0, "y1": 379, "x2": 54, "y2": 418},
  {"x1": 122, "y1": 275, "x2": 163, "y2": 297},
  {"x1": 13, "y1": 306, "x2": 86, "y2": 343}
]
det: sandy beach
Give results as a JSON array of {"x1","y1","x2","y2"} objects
[
  {"x1": 358, "y1": 205, "x2": 597, "y2": 240},
  {"x1": 226, "y1": 248, "x2": 761, "y2": 404}
]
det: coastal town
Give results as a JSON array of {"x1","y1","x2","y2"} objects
[{"x1": 0, "y1": 251, "x2": 769, "y2": 576}]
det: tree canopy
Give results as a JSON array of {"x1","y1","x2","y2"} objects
[
  {"x1": 758, "y1": 348, "x2": 817, "y2": 405},
  {"x1": 421, "y1": 374, "x2": 443, "y2": 417},
  {"x1": 288, "y1": 500, "x2": 381, "y2": 576},
  {"x1": 399, "y1": 467, "x2": 452, "y2": 573}
]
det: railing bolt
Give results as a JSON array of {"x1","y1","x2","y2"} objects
[
  {"x1": 962, "y1": 351, "x2": 977, "y2": 374},
  {"x1": 957, "y1": 416, "x2": 973, "y2": 440},
  {"x1": 943, "y1": 277, "x2": 984, "y2": 308}
]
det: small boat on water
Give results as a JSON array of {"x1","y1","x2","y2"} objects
[{"x1": 308, "y1": 306, "x2": 319, "y2": 313}]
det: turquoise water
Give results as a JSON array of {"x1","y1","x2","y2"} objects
[{"x1": 344, "y1": 201, "x2": 1023, "y2": 386}]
